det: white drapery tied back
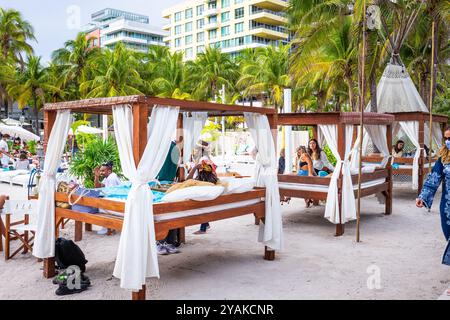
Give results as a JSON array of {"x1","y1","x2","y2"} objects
[
  {"x1": 112, "y1": 104, "x2": 179, "y2": 291},
  {"x1": 244, "y1": 112, "x2": 283, "y2": 251},
  {"x1": 320, "y1": 125, "x2": 356, "y2": 225},
  {"x1": 33, "y1": 110, "x2": 72, "y2": 259}
]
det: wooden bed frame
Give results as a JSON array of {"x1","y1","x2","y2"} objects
[
  {"x1": 362, "y1": 111, "x2": 448, "y2": 194},
  {"x1": 41, "y1": 95, "x2": 278, "y2": 300},
  {"x1": 277, "y1": 112, "x2": 395, "y2": 236}
]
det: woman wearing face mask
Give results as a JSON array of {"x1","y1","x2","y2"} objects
[{"x1": 416, "y1": 126, "x2": 450, "y2": 266}]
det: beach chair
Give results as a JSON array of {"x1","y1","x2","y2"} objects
[{"x1": 2, "y1": 199, "x2": 38, "y2": 260}]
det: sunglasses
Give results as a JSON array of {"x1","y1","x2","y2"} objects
[{"x1": 445, "y1": 137, "x2": 450, "y2": 141}]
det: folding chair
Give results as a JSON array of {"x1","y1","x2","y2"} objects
[{"x1": 2, "y1": 199, "x2": 38, "y2": 260}]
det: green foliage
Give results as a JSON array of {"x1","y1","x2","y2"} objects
[
  {"x1": 27, "y1": 140, "x2": 36, "y2": 155},
  {"x1": 323, "y1": 144, "x2": 337, "y2": 167},
  {"x1": 69, "y1": 137, "x2": 121, "y2": 188}
]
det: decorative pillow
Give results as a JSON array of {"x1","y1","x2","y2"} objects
[
  {"x1": 162, "y1": 185, "x2": 225, "y2": 202},
  {"x1": 220, "y1": 177, "x2": 255, "y2": 195}
]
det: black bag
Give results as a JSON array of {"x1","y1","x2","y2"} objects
[{"x1": 55, "y1": 237, "x2": 88, "y2": 273}]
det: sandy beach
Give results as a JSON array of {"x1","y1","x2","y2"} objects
[{"x1": 0, "y1": 182, "x2": 449, "y2": 300}]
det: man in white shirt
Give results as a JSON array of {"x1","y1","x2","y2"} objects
[
  {"x1": 93, "y1": 162, "x2": 121, "y2": 234},
  {"x1": 93, "y1": 162, "x2": 121, "y2": 188},
  {"x1": 0, "y1": 134, "x2": 11, "y2": 168}
]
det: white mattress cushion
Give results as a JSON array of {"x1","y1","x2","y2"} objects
[
  {"x1": 162, "y1": 185, "x2": 225, "y2": 202},
  {"x1": 220, "y1": 177, "x2": 255, "y2": 195},
  {"x1": 154, "y1": 198, "x2": 261, "y2": 221}
]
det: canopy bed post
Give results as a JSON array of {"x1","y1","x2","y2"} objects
[
  {"x1": 132, "y1": 102, "x2": 148, "y2": 301},
  {"x1": 385, "y1": 124, "x2": 393, "y2": 215},
  {"x1": 312, "y1": 125, "x2": 318, "y2": 140},
  {"x1": 175, "y1": 113, "x2": 186, "y2": 243},
  {"x1": 418, "y1": 120, "x2": 425, "y2": 195},
  {"x1": 336, "y1": 123, "x2": 346, "y2": 236},
  {"x1": 267, "y1": 113, "x2": 278, "y2": 150},
  {"x1": 176, "y1": 113, "x2": 185, "y2": 182},
  {"x1": 43, "y1": 109, "x2": 57, "y2": 279}
]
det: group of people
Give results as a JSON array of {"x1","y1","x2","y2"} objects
[
  {"x1": 278, "y1": 139, "x2": 334, "y2": 177},
  {"x1": 0, "y1": 134, "x2": 36, "y2": 171}
]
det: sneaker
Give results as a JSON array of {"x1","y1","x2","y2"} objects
[
  {"x1": 97, "y1": 227, "x2": 108, "y2": 235},
  {"x1": 156, "y1": 242, "x2": 169, "y2": 255},
  {"x1": 165, "y1": 243, "x2": 180, "y2": 254}
]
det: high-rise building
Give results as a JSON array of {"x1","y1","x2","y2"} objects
[
  {"x1": 83, "y1": 8, "x2": 168, "y2": 52},
  {"x1": 162, "y1": 0, "x2": 288, "y2": 60}
]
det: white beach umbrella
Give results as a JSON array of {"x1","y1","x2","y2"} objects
[
  {"x1": 0, "y1": 118, "x2": 32, "y2": 126},
  {"x1": 68, "y1": 125, "x2": 103, "y2": 135},
  {"x1": 0, "y1": 124, "x2": 40, "y2": 141}
]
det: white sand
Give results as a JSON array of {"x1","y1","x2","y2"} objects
[{"x1": 0, "y1": 182, "x2": 448, "y2": 300}]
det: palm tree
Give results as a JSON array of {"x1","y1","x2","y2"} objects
[
  {"x1": 7, "y1": 55, "x2": 60, "y2": 134},
  {"x1": 0, "y1": 8, "x2": 35, "y2": 63},
  {"x1": 0, "y1": 8, "x2": 35, "y2": 117},
  {"x1": 238, "y1": 45, "x2": 290, "y2": 110},
  {"x1": 186, "y1": 47, "x2": 238, "y2": 101},
  {"x1": 148, "y1": 49, "x2": 191, "y2": 99},
  {"x1": 51, "y1": 32, "x2": 100, "y2": 99},
  {"x1": 291, "y1": 16, "x2": 358, "y2": 111},
  {"x1": 80, "y1": 43, "x2": 145, "y2": 98}
]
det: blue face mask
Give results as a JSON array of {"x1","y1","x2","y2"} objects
[{"x1": 446, "y1": 140, "x2": 450, "y2": 150}]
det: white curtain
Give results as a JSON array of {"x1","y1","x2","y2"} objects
[
  {"x1": 244, "y1": 113, "x2": 283, "y2": 251},
  {"x1": 33, "y1": 110, "x2": 71, "y2": 258},
  {"x1": 319, "y1": 125, "x2": 356, "y2": 224},
  {"x1": 182, "y1": 112, "x2": 208, "y2": 166},
  {"x1": 350, "y1": 127, "x2": 363, "y2": 170},
  {"x1": 365, "y1": 125, "x2": 390, "y2": 168},
  {"x1": 399, "y1": 121, "x2": 421, "y2": 189},
  {"x1": 112, "y1": 105, "x2": 179, "y2": 291}
]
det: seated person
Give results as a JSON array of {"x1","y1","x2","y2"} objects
[
  {"x1": 278, "y1": 148, "x2": 286, "y2": 174},
  {"x1": 295, "y1": 146, "x2": 316, "y2": 208},
  {"x1": 186, "y1": 158, "x2": 218, "y2": 235},
  {"x1": 93, "y1": 162, "x2": 121, "y2": 188},
  {"x1": 93, "y1": 162, "x2": 121, "y2": 235},
  {"x1": 392, "y1": 140, "x2": 405, "y2": 158},
  {"x1": 308, "y1": 139, "x2": 334, "y2": 176},
  {"x1": 14, "y1": 152, "x2": 30, "y2": 170},
  {"x1": 295, "y1": 146, "x2": 315, "y2": 177}
]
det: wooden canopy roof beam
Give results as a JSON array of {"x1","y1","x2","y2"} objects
[
  {"x1": 43, "y1": 95, "x2": 275, "y2": 116},
  {"x1": 277, "y1": 112, "x2": 395, "y2": 126}
]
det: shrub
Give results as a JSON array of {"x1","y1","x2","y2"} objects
[{"x1": 69, "y1": 136, "x2": 121, "y2": 188}]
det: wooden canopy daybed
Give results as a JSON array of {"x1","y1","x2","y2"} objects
[
  {"x1": 41, "y1": 96, "x2": 278, "y2": 300},
  {"x1": 362, "y1": 111, "x2": 448, "y2": 194},
  {"x1": 277, "y1": 112, "x2": 394, "y2": 236}
]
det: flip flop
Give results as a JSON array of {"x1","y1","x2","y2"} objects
[{"x1": 55, "y1": 282, "x2": 89, "y2": 296}]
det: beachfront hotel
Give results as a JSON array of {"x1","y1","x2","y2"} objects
[
  {"x1": 82, "y1": 8, "x2": 167, "y2": 52},
  {"x1": 162, "y1": 0, "x2": 289, "y2": 60}
]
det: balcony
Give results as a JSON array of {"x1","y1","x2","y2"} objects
[
  {"x1": 162, "y1": 24, "x2": 171, "y2": 31},
  {"x1": 250, "y1": 8, "x2": 287, "y2": 25},
  {"x1": 204, "y1": 21, "x2": 219, "y2": 30},
  {"x1": 249, "y1": 0, "x2": 288, "y2": 11},
  {"x1": 204, "y1": 8, "x2": 219, "y2": 16},
  {"x1": 248, "y1": 24, "x2": 288, "y2": 40}
]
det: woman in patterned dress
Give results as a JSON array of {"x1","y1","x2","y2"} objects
[{"x1": 416, "y1": 126, "x2": 450, "y2": 266}]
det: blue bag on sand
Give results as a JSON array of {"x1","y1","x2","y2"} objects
[{"x1": 70, "y1": 187, "x2": 101, "y2": 214}]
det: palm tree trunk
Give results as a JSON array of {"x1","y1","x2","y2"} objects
[
  {"x1": 33, "y1": 95, "x2": 39, "y2": 135},
  {"x1": 345, "y1": 75, "x2": 356, "y2": 111},
  {"x1": 369, "y1": 71, "x2": 377, "y2": 112}
]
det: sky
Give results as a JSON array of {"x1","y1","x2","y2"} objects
[{"x1": 0, "y1": 0, "x2": 182, "y2": 62}]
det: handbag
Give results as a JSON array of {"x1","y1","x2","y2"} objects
[{"x1": 68, "y1": 186, "x2": 101, "y2": 214}]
